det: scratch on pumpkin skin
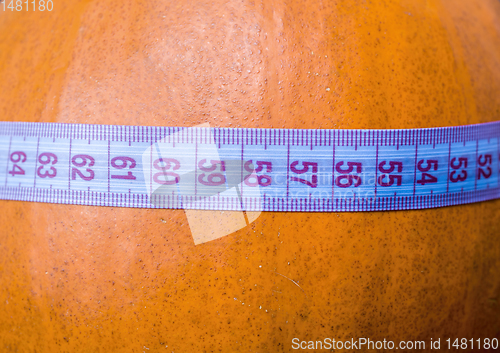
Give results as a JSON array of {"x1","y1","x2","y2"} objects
[{"x1": 273, "y1": 271, "x2": 307, "y2": 297}]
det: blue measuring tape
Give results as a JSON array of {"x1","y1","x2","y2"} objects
[{"x1": 0, "y1": 121, "x2": 499, "y2": 212}]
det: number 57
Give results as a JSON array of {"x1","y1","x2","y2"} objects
[{"x1": 290, "y1": 161, "x2": 318, "y2": 188}]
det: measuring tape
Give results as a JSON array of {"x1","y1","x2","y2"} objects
[{"x1": 0, "y1": 121, "x2": 499, "y2": 212}]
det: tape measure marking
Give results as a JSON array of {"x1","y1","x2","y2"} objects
[{"x1": 0, "y1": 121, "x2": 499, "y2": 212}]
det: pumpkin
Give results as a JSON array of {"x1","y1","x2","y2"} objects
[{"x1": 1, "y1": 0, "x2": 499, "y2": 351}]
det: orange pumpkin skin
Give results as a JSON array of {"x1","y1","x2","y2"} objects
[{"x1": 1, "y1": 0, "x2": 500, "y2": 351}]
